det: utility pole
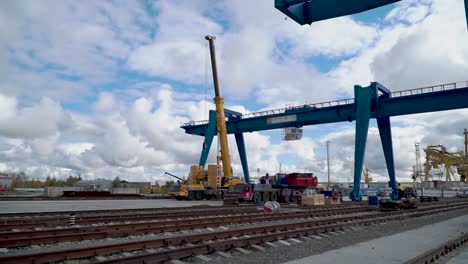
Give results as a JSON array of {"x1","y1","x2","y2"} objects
[
  {"x1": 326, "y1": 141, "x2": 331, "y2": 191},
  {"x1": 415, "y1": 142, "x2": 423, "y2": 196},
  {"x1": 415, "y1": 142, "x2": 422, "y2": 181},
  {"x1": 464, "y1": 128, "x2": 467, "y2": 159}
]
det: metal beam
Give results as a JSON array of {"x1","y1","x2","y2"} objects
[
  {"x1": 235, "y1": 133, "x2": 250, "y2": 183},
  {"x1": 377, "y1": 116, "x2": 399, "y2": 200},
  {"x1": 183, "y1": 85, "x2": 468, "y2": 136},
  {"x1": 466, "y1": 0, "x2": 468, "y2": 29},
  {"x1": 350, "y1": 84, "x2": 374, "y2": 201},
  {"x1": 198, "y1": 110, "x2": 217, "y2": 167},
  {"x1": 275, "y1": 0, "x2": 401, "y2": 25}
]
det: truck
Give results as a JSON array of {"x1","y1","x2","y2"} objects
[
  {"x1": 225, "y1": 172, "x2": 318, "y2": 203},
  {"x1": 166, "y1": 167, "x2": 241, "y2": 201}
]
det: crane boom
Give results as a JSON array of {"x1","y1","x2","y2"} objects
[
  {"x1": 164, "y1": 172, "x2": 185, "y2": 182},
  {"x1": 205, "y1": 35, "x2": 233, "y2": 178}
]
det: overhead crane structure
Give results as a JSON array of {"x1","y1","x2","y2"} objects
[
  {"x1": 274, "y1": 0, "x2": 468, "y2": 29},
  {"x1": 182, "y1": 81, "x2": 468, "y2": 201}
]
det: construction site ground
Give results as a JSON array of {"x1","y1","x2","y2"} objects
[
  {"x1": 0, "y1": 199, "x2": 222, "y2": 213},
  {"x1": 1, "y1": 198, "x2": 468, "y2": 263}
]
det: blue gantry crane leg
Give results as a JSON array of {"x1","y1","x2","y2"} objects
[
  {"x1": 234, "y1": 133, "x2": 250, "y2": 184},
  {"x1": 197, "y1": 109, "x2": 251, "y2": 184},
  {"x1": 198, "y1": 110, "x2": 217, "y2": 167},
  {"x1": 352, "y1": 82, "x2": 399, "y2": 201},
  {"x1": 351, "y1": 83, "x2": 373, "y2": 201},
  {"x1": 377, "y1": 116, "x2": 399, "y2": 200}
]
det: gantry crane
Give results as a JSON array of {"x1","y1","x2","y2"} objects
[
  {"x1": 424, "y1": 130, "x2": 468, "y2": 182},
  {"x1": 363, "y1": 165, "x2": 372, "y2": 184}
]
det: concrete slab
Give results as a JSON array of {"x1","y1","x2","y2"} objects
[
  {"x1": 235, "y1": 247, "x2": 251, "y2": 254},
  {"x1": 195, "y1": 255, "x2": 211, "y2": 262},
  {"x1": 251, "y1": 245, "x2": 266, "y2": 252},
  {"x1": 0, "y1": 199, "x2": 222, "y2": 213},
  {"x1": 266, "y1": 242, "x2": 279, "y2": 248},
  {"x1": 286, "y1": 213, "x2": 468, "y2": 264},
  {"x1": 171, "y1": 260, "x2": 186, "y2": 264},
  {"x1": 446, "y1": 247, "x2": 468, "y2": 264},
  {"x1": 216, "y1": 251, "x2": 231, "y2": 258},
  {"x1": 277, "y1": 240, "x2": 291, "y2": 246},
  {"x1": 289, "y1": 238, "x2": 302, "y2": 243}
]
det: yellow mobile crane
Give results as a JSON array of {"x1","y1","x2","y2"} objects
[{"x1": 169, "y1": 35, "x2": 239, "y2": 201}]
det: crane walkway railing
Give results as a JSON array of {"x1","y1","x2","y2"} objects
[{"x1": 181, "y1": 81, "x2": 468, "y2": 127}]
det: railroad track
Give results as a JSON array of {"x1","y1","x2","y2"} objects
[
  {"x1": 1, "y1": 201, "x2": 468, "y2": 264},
  {"x1": 0, "y1": 206, "x2": 376, "y2": 247},
  {"x1": 0, "y1": 204, "x2": 368, "y2": 231},
  {"x1": 0, "y1": 207, "x2": 262, "y2": 231},
  {"x1": 403, "y1": 232, "x2": 468, "y2": 264}
]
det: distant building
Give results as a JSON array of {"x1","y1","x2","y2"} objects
[
  {"x1": 120, "y1": 181, "x2": 150, "y2": 189},
  {"x1": 73, "y1": 179, "x2": 113, "y2": 190},
  {"x1": 0, "y1": 175, "x2": 13, "y2": 189}
]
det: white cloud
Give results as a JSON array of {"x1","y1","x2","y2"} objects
[
  {"x1": 0, "y1": 94, "x2": 70, "y2": 139},
  {"x1": 1, "y1": 0, "x2": 467, "y2": 185},
  {"x1": 128, "y1": 41, "x2": 206, "y2": 84},
  {"x1": 94, "y1": 92, "x2": 116, "y2": 112}
]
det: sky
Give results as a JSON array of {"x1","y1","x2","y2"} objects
[{"x1": 0, "y1": 0, "x2": 467, "y2": 184}]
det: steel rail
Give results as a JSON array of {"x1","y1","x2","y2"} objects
[
  {"x1": 403, "y1": 232, "x2": 468, "y2": 264},
  {"x1": 1, "y1": 202, "x2": 467, "y2": 264},
  {"x1": 0, "y1": 207, "x2": 376, "y2": 247},
  {"x1": 0, "y1": 204, "x2": 368, "y2": 231},
  {"x1": 0, "y1": 207, "x2": 262, "y2": 231}
]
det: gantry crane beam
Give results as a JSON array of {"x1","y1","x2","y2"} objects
[
  {"x1": 182, "y1": 82, "x2": 468, "y2": 201},
  {"x1": 275, "y1": 0, "x2": 400, "y2": 25},
  {"x1": 183, "y1": 83, "x2": 468, "y2": 136},
  {"x1": 275, "y1": 0, "x2": 468, "y2": 29}
]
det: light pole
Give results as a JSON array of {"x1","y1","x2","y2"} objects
[{"x1": 326, "y1": 141, "x2": 331, "y2": 191}]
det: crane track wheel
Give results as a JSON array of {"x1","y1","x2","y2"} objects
[
  {"x1": 253, "y1": 192, "x2": 262, "y2": 203},
  {"x1": 291, "y1": 195, "x2": 298, "y2": 203},
  {"x1": 270, "y1": 192, "x2": 278, "y2": 202},
  {"x1": 262, "y1": 192, "x2": 270, "y2": 202}
]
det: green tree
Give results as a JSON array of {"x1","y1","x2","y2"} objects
[{"x1": 112, "y1": 177, "x2": 121, "y2": 188}]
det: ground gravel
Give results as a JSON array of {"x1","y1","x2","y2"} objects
[{"x1": 183, "y1": 207, "x2": 468, "y2": 264}]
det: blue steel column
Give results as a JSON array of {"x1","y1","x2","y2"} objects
[
  {"x1": 234, "y1": 133, "x2": 250, "y2": 183},
  {"x1": 377, "y1": 117, "x2": 399, "y2": 200},
  {"x1": 199, "y1": 110, "x2": 217, "y2": 167},
  {"x1": 350, "y1": 84, "x2": 373, "y2": 201}
]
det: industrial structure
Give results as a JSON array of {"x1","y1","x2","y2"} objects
[
  {"x1": 423, "y1": 129, "x2": 468, "y2": 182},
  {"x1": 182, "y1": 1, "x2": 468, "y2": 201},
  {"x1": 183, "y1": 82, "x2": 468, "y2": 201}
]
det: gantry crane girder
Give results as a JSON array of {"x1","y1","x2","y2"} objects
[
  {"x1": 182, "y1": 82, "x2": 468, "y2": 201},
  {"x1": 275, "y1": 0, "x2": 468, "y2": 29}
]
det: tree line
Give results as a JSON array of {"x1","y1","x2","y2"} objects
[{"x1": 1, "y1": 171, "x2": 82, "y2": 189}]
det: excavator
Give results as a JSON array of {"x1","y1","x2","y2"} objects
[{"x1": 168, "y1": 35, "x2": 241, "y2": 201}]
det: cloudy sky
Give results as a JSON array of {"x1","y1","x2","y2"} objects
[{"x1": 0, "y1": 0, "x2": 467, "y2": 183}]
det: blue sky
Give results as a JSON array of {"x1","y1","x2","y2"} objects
[{"x1": 0, "y1": 0, "x2": 467, "y2": 183}]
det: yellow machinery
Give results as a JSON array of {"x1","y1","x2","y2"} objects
[
  {"x1": 362, "y1": 165, "x2": 372, "y2": 184},
  {"x1": 169, "y1": 35, "x2": 240, "y2": 201},
  {"x1": 424, "y1": 129, "x2": 468, "y2": 182}
]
